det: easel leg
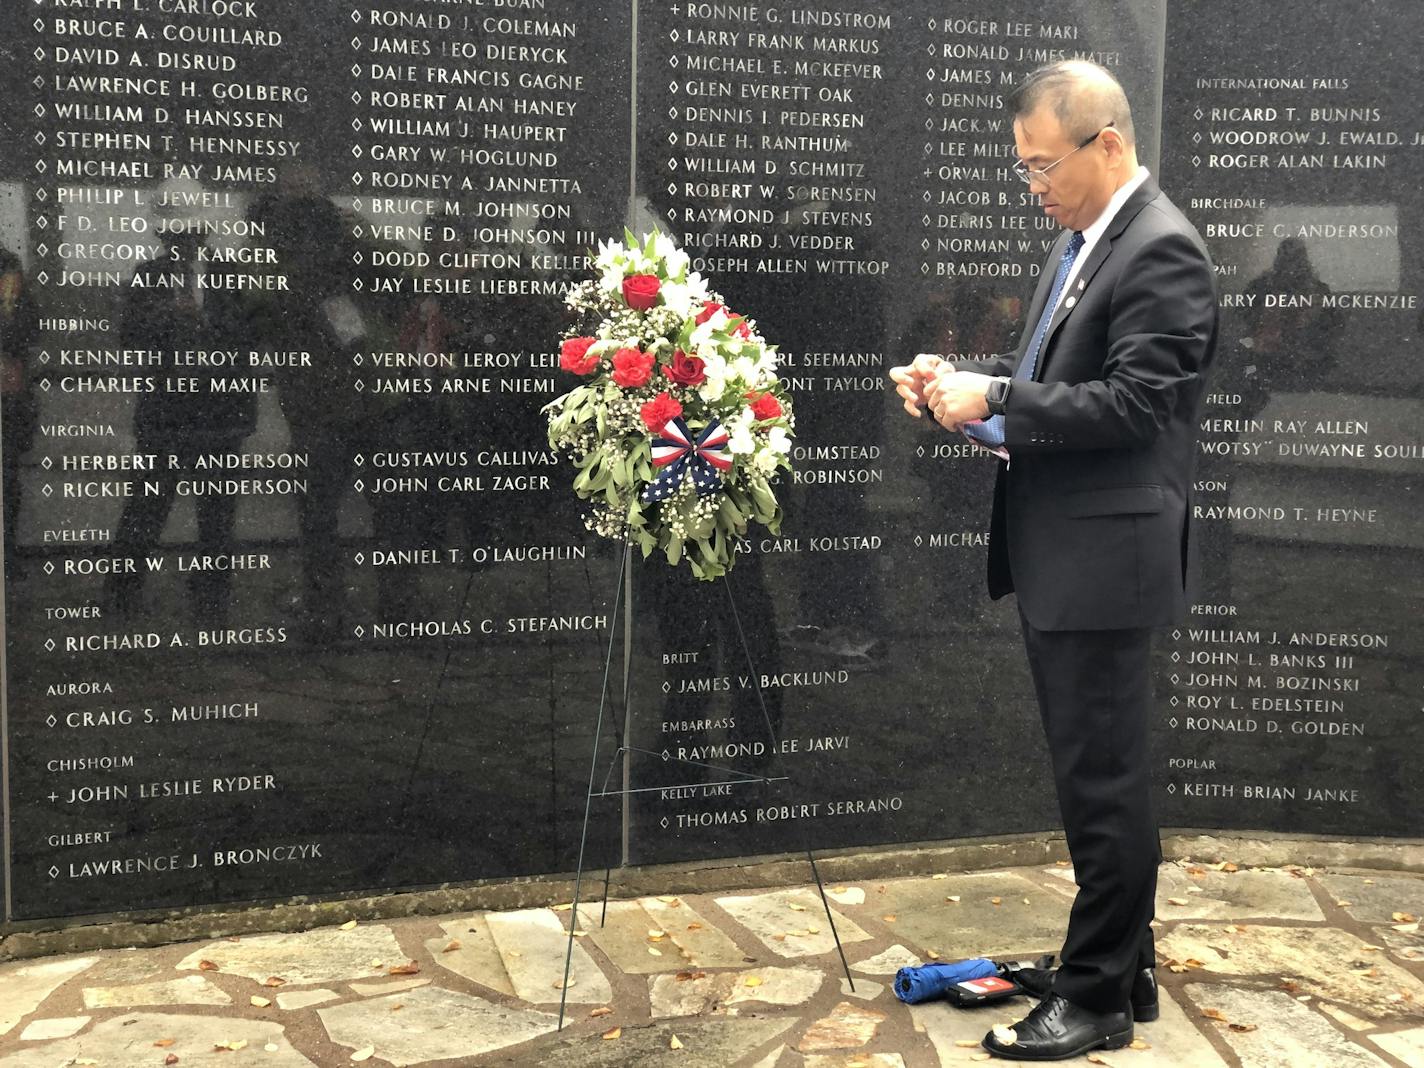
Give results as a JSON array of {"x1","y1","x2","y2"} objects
[
  {"x1": 722, "y1": 573, "x2": 856, "y2": 991},
  {"x1": 558, "y1": 541, "x2": 631, "y2": 1031}
]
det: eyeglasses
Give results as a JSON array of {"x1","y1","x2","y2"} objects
[{"x1": 1012, "y1": 124, "x2": 1113, "y2": 185}]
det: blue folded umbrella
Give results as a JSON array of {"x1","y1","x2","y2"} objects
[{"x1": 894, "y1": 958, "x2": 998, "y2": 1004}]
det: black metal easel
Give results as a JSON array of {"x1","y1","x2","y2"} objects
[{"x1": 557, "y1": 542, "x2": 855, "y2": 1030}]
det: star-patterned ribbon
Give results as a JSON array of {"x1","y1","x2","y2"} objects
[{"x1": 641, "y1": 417, "x2": 732, "y2": 504}]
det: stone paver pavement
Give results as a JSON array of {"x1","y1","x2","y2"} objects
[{"x1": 1, "y1": 861, "x2": 1422, "y2": 1066}]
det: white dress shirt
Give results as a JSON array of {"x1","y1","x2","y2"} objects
[{"x1": 1055, "y1": 166, "x2": 1151, "y2": 313}]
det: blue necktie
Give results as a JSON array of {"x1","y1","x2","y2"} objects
[{"x1": 965, "y1": 230, "x2": 1085, "y2": 448}]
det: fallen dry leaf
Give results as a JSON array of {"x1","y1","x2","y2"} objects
[
  {"x1": 955, "y1": 1039, "x2": 981, "y2": 1048},
  {"x1": 155, "y1": 1039, "x2": 177, "y2": 1048},
  {"x1": 351, "y1": 1047, "x2": 374, "y2": 1062},
  {"x1": 1168, "y1": 964, "x2": 1189, "y2": 974},
  {"x1": 1201, "y1": 1008, "x2": 1228, "y2": 1022},
  {"x1": 165, "y1": 1056, "x2": 180, "y2": 1066},
  {"x1": 590, "y1": 1007, "x2": 613, "y2": 1018},
  {"x1": 971, "y1": 1055, "x2": 992, "y2": 1063},
  {"x1": 675, "y1": 971, "x2": 706, "y2": 982},
  {"x1": 832, "y1": 887, "x2": 848, "y2": 894},
  {"x1": 932, "y1": 873, "x2": 948, "y2": 880},
  {"x1": 1229, "y1": 1023, "x2": 1259, "y2": 1033},
  {"x1": 390, "y1": 1004, "x2": 403, "y2": 1012},
  {"x1": 340, "y1": 920, "x2": 358, "y2": 931},
  {"x1": 670, "y1": 1034, "x2": 684, "y2": 1050},
  {"x1": 262, "y1": 976, "x2": 287, "y2": 988},
  {"x1": 1185, "y1": 959, "x2": 1206, "y2": 969},
  {"x1": 443, "y1": 940, "x2": 461, "y2": 953},
  {"x1": 658, "y1": 896, "x2": 681, "y2": 906},
  {"x1": 1055, "y1": 860, "x2": 1071, "y2": 867},
  {"x1": 602, "y1": 1027, "x2": 622, "y2": 1040},
  {"x1": 1167, "y1": 897, "x2": 1190, "y2": 907},
  {"x1": 648, "y1": 928, "x2": 666, "y2": 939},
  {"x1": 388, "y1": 962, "x2": 420, "y2": 976},
  {"x1": 1022, "y1": 898, "x2": 1032, "y2": 905},
  {"x1": 787, "y1": 903, "x2": 807, "y2": 912},
  {"x1": 1086, "y1": 1055, "x2": 1114, "y2": 1066},
  {"x1": 745, "y1": 976, "x2": 763, "y2": 987},
  {"x1": 883, "y1": 914, "x2": 897, "y2": 923},
  {"x1": 251, "y1": 996, "x2": 271, "y2": 1008},
  {"x1": 990, "y1": 898, "x2": 1003, "y2": 906},
  {"x1": 1394, "y1": 922, "x2": 1420, "y2": 934},
  {"x1": 946, "y1": 895, "x2": 961, "y2": 903},
  {"x1": 1130, "y1": 1039, "x2": 1151, "y2": 1050},
  {"x1": 1336, "y1": 901, "x2": 1353, "y2": 907},
  {"x1": 686, "y1": 923, "x2": 703, "y2": 931},
  {"x1": 198, "y1": 960, "x2": 218, "y2": 972},
  {"x1": 648, "y1": 946, "x2": 663, "y2": 956},
  {"x1": 553, "y1": 903, "x2": 573, "y2": 912},
  {"x1": 1222, "y1": 862, "x2": 1240, "y2": 873},
  {"x1": 552, "y1": 978, "x2": 575, "y2": 989},
  {"x1": 1393, "y1": 912, "x2": 1418, "y2": 924},
  {"x1": 1281, "y1": 979, "x2": 1302, "y2": 993}
]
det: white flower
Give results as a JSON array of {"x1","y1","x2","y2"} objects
[
  {"x1": 685, "y1": 272, "x2": 711, "y2": 302},
  {"x1": 727, "y1": 427, "x2": 756, "y2": 455},
  {"x1": 731, "y1": 355, "x2": 759, "y2": 384},
  {"x1": 751, "y1": 448, "x2": 779, "y2": 475},
  {"x1": 768, "y1": 427, "x2": 792, "y2": 454},
  {"x1": 660, "y1": 280, "x2": 694, "y2": 317}
]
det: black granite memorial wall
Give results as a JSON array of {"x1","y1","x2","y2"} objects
[{"x1": 0, "y1": 0, "x2": 1418, "y2": 926}]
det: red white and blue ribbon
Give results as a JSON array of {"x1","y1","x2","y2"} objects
[{"x1": 642, "y1": 417, "x2": 732, "y2": 504}]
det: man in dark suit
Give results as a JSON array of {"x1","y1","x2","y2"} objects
[{"x1": 891, "y1": 61, "x2": 1218, "y2": 1060}]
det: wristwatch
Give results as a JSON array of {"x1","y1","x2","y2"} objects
[{"x1": 985, "y1": 376, "x2": 1012, "y2": 416}]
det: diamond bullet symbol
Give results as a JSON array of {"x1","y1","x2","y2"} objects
[
  {"x1": 666, "y1": 208, "x2": 676, "y2": 221},
  {"x1": 351, "y1": 35, "x2": 362, "y2": 49},
  {"x1": 39, "y1": 378, "x2": 51, "y2": 390},
  {"x1": 670, "y1": 29, "x2": 679, "y2": 42},
  {"x1": 352, "y1": 90, "x2": 361, "y2": 104},
  {"x1": 36, "y1": 242, "x2": 47, "y2": 255},
  {"x1": 36, "y1": 188, "x2": 48, "y2": 202},
  {"x1": 1194, "y1": 108, "x2": 1204, "y2": 120},
  {"x1": 662, "y1": 681, "x2": 671, "y2": 693},
  {"x1": 668, "y1": 106, "x2": 678, "y2": 120},
  {"x1": 355, "y1": 625, "x2": 365, "y2": 637},
  {"x1": 354, "y1": 478, "x2": 365, "y2": 491},
  {"x1": 353, "y1": 250, "x2": 364, "y2": 264},
  {"x1": 37, "y1": 270, "x2": 48, "y2": 284},
  {"x1": 49, "y1": 866, "x2": 60, "y2": 879},
  {"x1": 34, "y1": 16, "x2": 43, "y2": 30},
  {"x1": 355, "y1": 551, "x2": 365, "y2": 564},
  {"x1": 41, "y1": 456, "x2": 51, "y2": 469},
  {"x1": 44, "y1": 561, "x2": 55, "y2": 574},
  {"x1": 45, "y1": 639, "x2": 55, "y2": 650},
  {"x1": 1171, "y1": 651, "x2": 1180, "y2": 662},
  {"x1": 667, "y1": 131, "x2": 677, "y2": 145},
  {"x1": 355, "y1": 454, "x2": 365, "y2": 466},
  {"x1": 668, "y1": 80, "x2": 678, "y2": 94},
  {"x1": 354, "y1": 377, "x2": 365, "y2": 388},
  {"x1": 667, "y1": 182, "x2": 677, "y2": 195},
  {"x1": 1170, "y1": 718, "x2": 1179, "y2": 728},
  {"x1": 351, "y1": 63, "x2": 361, "y2": 77},
  {"x1": 1192, "y1": 156, "x2": 1202, "y2": 167},
  {"x1": 37, "y1": 216, "x2": 48, "y2": 228},
  {"x1": 353, "y1": 198, "x2": 362, "y2": 210},
  {"x1": 1193, "y1": 132, "x2": 1202, "y2": 144},
  {"x1": 352, "y1": 117, "x2": 362, "y2": 131},
  {"x1": 922, "y1": 215, "x2": 931, "y2": 226},
  {"x1": 669, "y1": 55, "x2": 679, "y2": 68},
  {"x1": 46, "y1": 715, "x2": 57, "y2": 728},
  {"x1": 660, "y1": 818, "x2": 669, "y2": 829},
  {"x1": 42, "y1": 484, "x2": 53, "y2": 496},
  {"x1": 352, "y1": 145, "x2": 363, "y2": 158},
  {"x1": 352, "y1": 172, "x2": 363, "y2": 185},
  {"x1": 34, "y1": 131, "x2": 45, "y2": 145},
  {"x1": 353, "y1": 278, "x2": 364, "y2": 290},
  {"x1": 669, "y1": 158, "x2": 678, "y2": 171},
  {"x1": 921, "y1": 238, "x2": 930, "y2": 251},
  {"x1": 914, "y1": 535, "x2": 923, "y2": 546},
  {"x1": 925, "y1": 93, "x2": 934, "y2": 106},
  {"x1": 350, "y1": 8, "x2": 360, "y2": 21},
  {"x1": 925, "y1": 118, "x2": 933, "y2": 130},
  {"x1": 1170, "y1": 696, "x2": 1180, "y2": 707},
  {"x1": 34, "y1": 103, "x2": 45, "y2": 117},
  {"x1": 921, "y1": 263, "x2": 930, "y2": 275},
  {"x1": 1168, "y1": 784, "x2": 1177, "y2": 794},
  {"x1": 353, "y1": 354, "x2": 364, "y2": 366},
  {"x1": 923, "y1": 190, "x2": 932, "y2": 202},
  {"x1": 916, "y1": 445, "x2": 925, "y2": 457},
  {"x1": 1172, "y1": 629, "x2": 1182, "y2": 640}
]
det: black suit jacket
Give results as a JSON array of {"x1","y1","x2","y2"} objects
[{"x1": 956, "y1": 178, "x2": 1219, "y2": 631}]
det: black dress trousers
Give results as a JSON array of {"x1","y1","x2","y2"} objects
[{"x1": 1019, "y1": 608, "x2": 1162, "y2": 1013}]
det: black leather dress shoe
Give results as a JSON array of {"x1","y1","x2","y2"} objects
[
  {"x1": 982, "y1": 993, "x2": 1133, "y2": 1061},
  {"x1": 1011, "y1": 966, "x2": 1159, "y2": 1023}
]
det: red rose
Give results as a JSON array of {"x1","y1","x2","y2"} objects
[
  {"x1": 695, "y1": 300, "x2": 724, "y2": 325},
  {"x1": 559, "y1": 337, "x2": 600, "y2": 375},
  {"x1": 663, "y1": 349, "x2": 707, "y2": 387},
  {"x1": 640, "y1": 392, "x2": 683, "y2": 434},
  {"x1": 747, "y1": 391, "x2": 782, "y2": 421},
  {"x1": 733, "y1": 318, "x2": 753, "y2": 339},
  {"x1": 611, "y1": 347, "x2": 655, "y2": 388},
  {"x1": 622, "y1": 274, "x2": 662, "y2": 311}
]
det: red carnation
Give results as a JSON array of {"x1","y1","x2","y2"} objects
[
  {"x1": 695, "y1": 300, "x2": 725, "y2": 325},
  {"x1": 663, "y1": 349, "x2": 707, "y2": 387},
  {"x1": 622, "y1": 274, "x2": 662, "y2": 311},
  {"x1": 558, "y1": 337, "x2": 600, "y2": 375},
  {"x1": 747, "y1": 391, "x2": 782, "y2": 421},
  {"x1": 640, "y1": 392, "x2": 683, "y2": 434},
  {"x1": 611, "y1": 347, "x2": 655, "y2": 388}
]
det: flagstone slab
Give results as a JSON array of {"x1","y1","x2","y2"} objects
[
  {"x1": 1370, "y1": 1025, "x2": 1424, "y2": 1064},
  {"x1": 0, "y1": 1011, "x2": 316, "y2": 1068},
  {"x1": 275, "y1": 988, "x2": 340, "y2": 1011},
  {"x1": 649, "y1": 966, "x2": 823, "y2": 1018},
  {"x1": 484, "y1": 907, "x2": 612, "y2": 1004},
  {"x1": 1379, "y1": 925, "x2": 1424, "y2": 963},
  {"x1": 841, "y1": 977, "x2": 886, "y2": 1002},
  {"x1": 873, "y1": 872, "x2": 1069, "y2": 960},
  {"x1": 320, "y1": 985, "x2": 558, "y2": 1064},
  {"x1": 749, "y1": 1047, "x2": 787, "y2": 1068},
  {"x1": 1183, "y1": 984, "x2": 1388, "y2": 1067},
  {"x1": 83, "y1": 974, "x2": 232, "y2": 1009},
  {"x1": 714, "y1": 888, "x2": 872, "y2": 959},
  {"x1": 804, "y1": 1055, "x2": 906, "y2": 1068},
  {"x1": 796, "y1": 1000, "x2": 887, "y2": 1052},
  {"x1": 83, "y1": 948, "x2": 169, "y2": 986},
  {"x1": 911, "y1": 986, "x2": 1228, "y2": 1066},
  {"x1": 1155, "y1": 864, "x2": 1324, "y2": 921},
  {"x1": 1317, "y1": 873, "x2": 1424, "y2": 924},
  {"x1": 852, "y1": 945, "x2": 921, "y2": 976},
  {"x1": 575, "y1": 897, "x2": 746, "y2": 974},
  {"x1": 529, "y1": 1017, "x2": 797, "y2": 1067},
  {"x1": 0, "y1": 955, "x2": 96, "y2": 1037},
  {"x1": 348, "y1": 976, "x2": 429, "y2": 997},
  {"x1": 18, "y1": 1017, "x2": 90, "y2": 1041},
  {"x1": 425, "y1": 915, "x2": 516, "y2": 996},
  {"x1": 1321, "y1": 1003, "x2": 1376, "y2": 1031},
  {"x1": 175, "y1": 925, "x2": 406, "y2": 985},
  {"x1": 1158, "y1": 924, "x2": 1424, "y2": 1019}
]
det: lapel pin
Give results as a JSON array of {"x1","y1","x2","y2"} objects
[{"x1": 1065, "y1": 296, "x2": 1077, "y2": 308}]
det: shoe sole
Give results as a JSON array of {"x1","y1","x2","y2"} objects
[
  {"x1": 983, "y1": 1028, "x2": 1134, "y2": 1061},
  {"x1": 1134, "y1": 1003, "x2": 1159, "y2": 1023}
]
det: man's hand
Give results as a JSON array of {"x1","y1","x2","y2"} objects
[
  {"x1": 925, "y1": 370, "x2": 994, "y2": 431},
  {"x1": 888, "y1": 353, "x2": 947, "y2": 417}
]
